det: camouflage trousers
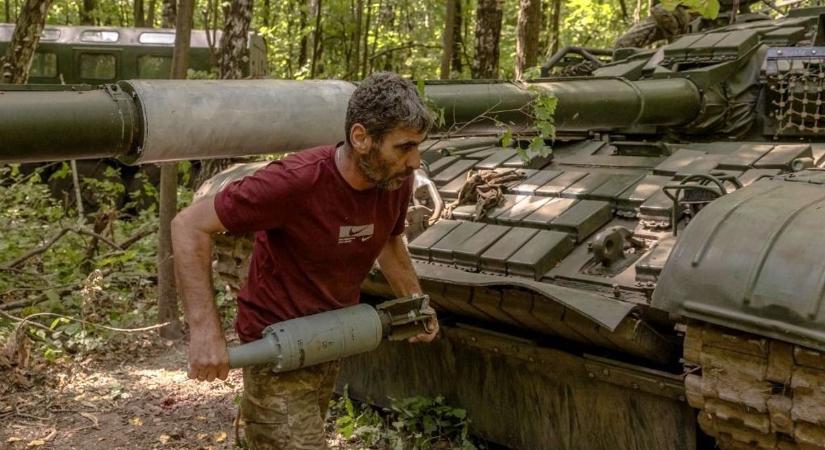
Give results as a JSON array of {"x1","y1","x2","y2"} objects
[{"x1": 239, "y1": 361, "x2": 341, "y2": 450}]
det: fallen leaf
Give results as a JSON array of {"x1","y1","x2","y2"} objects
[
  {"x1": 6, "y1": 437, "x2": 22, "y2": 443},
  {"x1": 129, "y1": 416, "x2": 143, "y2": 427},
  {"x1": 213, "y1": 431, "x2": 226, "y2": 443},
  {"x1": 158, "y1": 434, "x2": 171, "y2": 444},
  {"x1": 197, "y1": 433, "x2": 208, "y2": 440},
  {"x1": 80, "y1": 412, "x2": 99, "y2": 428},
  {"x1": 26, "y1": 439, "x2": 45, "y2": 448}
]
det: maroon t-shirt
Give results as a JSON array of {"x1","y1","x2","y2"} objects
[{"x1": 214, "y1": 145, "x2": 412, "y2": 342}]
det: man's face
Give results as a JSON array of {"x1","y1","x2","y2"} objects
[{"x1": 355, "y1": 126, "x2": 426, "y2": 190}]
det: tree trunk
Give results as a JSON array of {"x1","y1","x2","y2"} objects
[
  {"x1": 156, "y1": 0, "x2": 193, "y2": 341},
  {"x1": 309, "y1": 0, "x2": 322, "y2": 78},
  {"x1": 618, "y1": 0, "x2": 629, "y2": 22},
  {"x1": 360, "y1": 0, "x2": 370, "y2": 78},
  {"x1": 79, "y1": 0, "x2": 95, "y2": 24},
  {"x1": 134, "y1": 0, "x2": 145, "y2": 27},
  {"x1": 146, "y1": 0, "x2": 156, "y2": 26},
  {"x1": 1, "y1": 0, "x2": 51, "y2": 84},
  {"x1": 471, "y1": 0, "x2": 503, "y2": 79},
  {"x1": 219, "y1": 0, "x2": 253, "y2": 80},
  {"x1": 550, "y1": 0, "x2": 561, "y2": 55},
  {"x1": 440, "y1": 0, "x2": 456, "y2": 79},
  {"x1": 170, "y1": 0, "x2": 193, "y2": 78},
  {"x1": 297, "y1": 0, "x2": 308, "y2": 68},
  {"x1": 203, "y1": 0, "x2": 218, "y2": 64},
  {"x1": 351, "y1": 0, "x2": 362, "y2": 80},
  {"x1": 515, "y1": 0, "x2": 541, "y2": 79},
  {"x1": 261, "y1": 0, "x2": 270, "y2": 27},
  {"x1": 451, "y1": 0, "x2": 462, "y2": 74},
  {"x1": 157, "y1": 164, "x2": 182, "y2": 340},
  {"x1": 161, "y1": 0, "x2": 174, "y2": 28},
  {"x1": 4, "y1": 0, "x2": 10, "y2": 23}
]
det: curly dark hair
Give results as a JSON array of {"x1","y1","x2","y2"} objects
[{"x1": 345, "y1": 72, "x2": 432, "y2": 146}]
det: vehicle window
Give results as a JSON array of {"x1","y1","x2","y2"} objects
[
  {"x1": 138, "y1": 55, "x2": 171, "y2": 79},
  {"x1": 30, "y1": 52, "x2": 57, "y2": 78},
  {"x1": 80, "y1": 53, "x2": 116, "y2": 80},
  {"x1": 139, "y1": 32, "x2": 175, "y2": 45},
  {"x1": 40, "y1": 29, "x2": 60, "y2": 41},
  {"x1": 80, "y1": 30, "x2": 119, "y2": 43}
]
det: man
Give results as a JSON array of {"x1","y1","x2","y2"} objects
[{"x1": 171, "y1": 72, "x2": 439, "y2": 449}]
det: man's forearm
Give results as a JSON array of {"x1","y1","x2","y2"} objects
[
  {"x1": 376, "y1": 235, "x2": 421, "y2": 297},
  {"x1": 171, "y1": 219, "x2": 223, "y2": 337}
]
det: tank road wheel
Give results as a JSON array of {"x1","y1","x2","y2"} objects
[{"x1": 684, "y1": 322, "x2": 825, "y2": 450}]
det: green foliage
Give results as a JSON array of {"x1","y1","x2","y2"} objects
[
  {"x1": 661, "y1": 0, "x2": 721, "y2": 19},
  {"x1": 418, "y1": 79, "x2": 446, "y2": 129},
  {"x1": 0, "y1": 164, "x2": 191, "y2": 362},
  {"x1": 560, "y1": 0, "x2": 628, "y2": 50},
  {"x1": 332, "y1": 390, "x2": 478, "y2": 449},
  {"x1": 499, "y1": 88, "x2": 556, "y2": 164}
]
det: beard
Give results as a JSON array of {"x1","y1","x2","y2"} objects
[{"x1": 356, "y1": 143, "x2": 412, "y2": 191}]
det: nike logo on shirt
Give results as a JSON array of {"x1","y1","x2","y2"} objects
[{"x1": 338, "y1": 224, "x2": 374, "y2": 243}]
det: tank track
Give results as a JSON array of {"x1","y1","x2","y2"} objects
[
  {"x1": 684, "y1": 323, "x2": 825, "y2": 450},
  {"x1": 213, "y1": 233, "x2": 252, "y2": 294}
]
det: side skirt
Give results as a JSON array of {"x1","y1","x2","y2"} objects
[{"x1": 338, "y1": 325, "x2": 697, "y2": 450}]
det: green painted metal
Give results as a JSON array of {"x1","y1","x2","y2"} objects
[
  {"x1": 652, "y1": 172, "x2": 825, "y2": 352},
  {"x1": 532, "y1": 78, "x2": 701, "y2": 131},
  {"x1": 0, "y1": 84, "x2": 135, "y2": 163},
  {"x1": 0, "y1": 24, "x2": 267, "y2": 84},
  {"x1": 0, "y1": 77, "x2": 701, "y2": 164}
]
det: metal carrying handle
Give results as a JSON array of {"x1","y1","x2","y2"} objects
[
  {"x1": 413, "y1": 168, "x2": 444, "y2": 225},
  {"x1": 663, "y1": 173, "x2": 739, "y2": 236}
]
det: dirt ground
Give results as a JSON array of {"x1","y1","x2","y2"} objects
[{"x1": 1, "y1": 338, "x2": 346, "y2": 450}]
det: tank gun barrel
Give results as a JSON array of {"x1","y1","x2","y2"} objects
[
  {"x1": 0, "y1": 77, "x2": 702, "y2": 164},
  {"x1": 423, "y1": 77, "x2": 702, "y2": 133},
  {"x1": 0, "y1": 80, "x2": 356, "y2": 164},
  {"x1": 534, "y1": 78, "x2": 701, "y2": 131}
]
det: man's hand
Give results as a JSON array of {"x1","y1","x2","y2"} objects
[
  {"x1": 408, "y1": 309, "x2": 439, "y2": 343},
  {"x1": 187, "y1": 331, "x2": 230, "y2": 382}
]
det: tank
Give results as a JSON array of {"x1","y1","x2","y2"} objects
[{"x1": 6, "y1": 8, "x2": 825, "y2": 449}]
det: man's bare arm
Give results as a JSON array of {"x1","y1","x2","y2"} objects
[
  {"x1": 376, "y1": 234, "x2": 421, "y2": 296},
  {"x1": 171, "y1": 195, "x2": 229, "y2": 382},
  {"x1": 376, "y1": 234, "x2": 438, "y2": 343}
]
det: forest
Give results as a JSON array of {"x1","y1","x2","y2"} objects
[
  {"x1": 0, "y1": 0, "x2": 662, "y2": 82},
  {"x1": 4, "y1": 0, "x2": 825, "y2": 448}
]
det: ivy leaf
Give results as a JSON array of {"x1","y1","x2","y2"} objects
[{"x1": 500, "y1": 128, "x2": 513, "y2": 148}]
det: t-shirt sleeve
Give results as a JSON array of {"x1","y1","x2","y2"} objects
[
  {"x1": 390, "y1": 176, "x2": 414, "y2": 236},
  {"x1": 214, "y1": 162, "x2": 297, "y2": 233}
]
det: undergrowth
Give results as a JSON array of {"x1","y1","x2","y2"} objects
[
  {"x1": 0, "y1": 163, "x2": 227, "y2": 392},
  {"x1": 0, "y1": 163, "x2": 482, "y2": 449},
  {"x1": 330, "y1": 389, "x2": 479, "y2": 450}
]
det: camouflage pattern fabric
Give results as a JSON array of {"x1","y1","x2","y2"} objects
[
  {"x1": 238, "y1": 361, "x2": 341, "y2": 450},
  {"x1": 614, "y1": 4, "x2": 694, "y2": 48}
]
